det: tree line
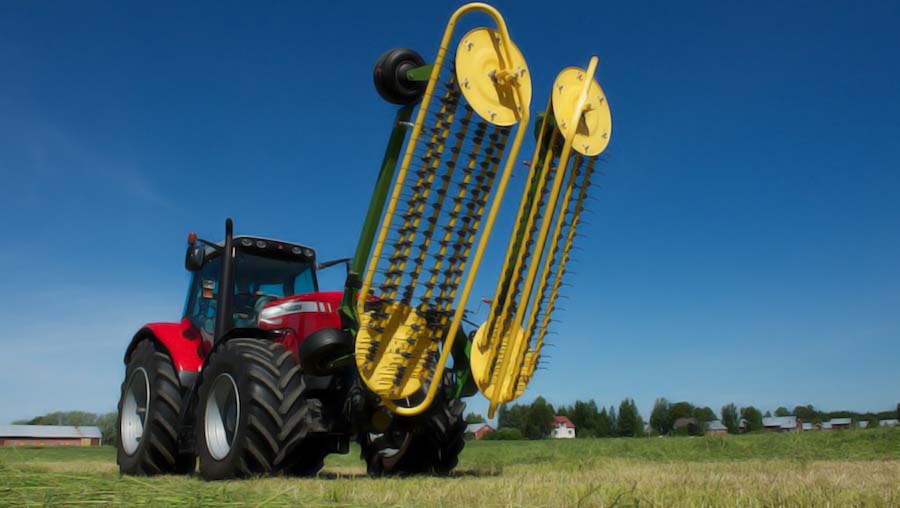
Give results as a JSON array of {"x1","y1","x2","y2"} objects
[{"x1": 466, "y1": 400, "x2": 900, "y2": 439}]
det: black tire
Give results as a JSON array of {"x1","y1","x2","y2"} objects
[
  {"x1": 117, "y1": 340, "x2": 194, "y2": 476},
  {"x1": 195, "y1": 339, "x2": 285, "y2": 480},
  {"x1": 360, "y1": 375, "x2": 467, "y2": 476},
  {"x1": 276, "y1": 352, "x2": 329, "y2": 477},
  {"x1": 373, "y1": 48, "x2": 427, "y2": 105}
]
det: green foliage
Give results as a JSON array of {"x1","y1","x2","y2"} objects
[
  {"x1": 481, "y1": 428, "x2": 524, "y2": 440},
  {"x1": 668, "y1": 401, "x2": 694, "y2": 422},
  {"x1": 693, "y1": 406, "x2": 716, "y2": 423},
  {"x1": 522, "y1": 396, "x2": 555, "y2": 440},
  {"x1": 616, "y1": 398, "x2": 643, "y2": 437},
  {"x1": 649, "y1": 398, "x2": 671, "y2": 435},
  {"x1": 721, "y1": 403, "x2": 739, "y2": 434},
  {"x1": 465, "y1": 412, "x2": 486, "y2": 424},
  {"x1": 774, "y1": 406, "x2": 790, "y2": 417},
  {"x1": 741, "y1": 406, "x2": 764, "y2": 432},
  {"x1": 499, "y1": 397, "x2": 555, "y2": 439}
]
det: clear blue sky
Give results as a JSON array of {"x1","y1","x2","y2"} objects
[{"x1": 1, "y1": 1, "x2": 898, "y2": 424}]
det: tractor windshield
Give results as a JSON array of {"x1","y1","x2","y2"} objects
[{"x1": 185, "y1": 250, "x2": 317, "y2": 332}]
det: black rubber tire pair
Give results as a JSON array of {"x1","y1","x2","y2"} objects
[
  {"x1": 359, "y1": 376, "x2": 467, "y2": 476},
  {"x1": 117, "y1": 338, "x2": 301, "y2": 480}
]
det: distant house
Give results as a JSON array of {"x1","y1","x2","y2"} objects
[
  {"x1": 879, "y1": 419, "x2": 899, "y2": 428},
  {"x1": 465, "y1": 423, "x2": 495, "y2": 440},
  {"x1": 550, "y1": 416, "x2": 576, "y2": 439},
  {"x1": 802, "y1": 422, "x2": 814, "y2": 431},
  {"x1": 671, "y1": 417, "x2": 700, "y2": 435},
  {"x1": 828, "y1": 417, "x2": 852, "y2": 430},
  {"x1": 705, "y1": 420, "x2": 728, "y2": 436},
  {"x1": 0, "y1": 425, "x2": 102, "y2": 447},
  {"x1": 817, "y1": 422, "x2": 833, "y2": 431},
  {"x1": 857, "y1": 421, "x2": 869, "y2": 429},
  {"x1": 738, "y1": 418, "x2": 749, "y2": 433},
  {"x1": 762, "y1": 416, "x2": 802, "y2": 433}
]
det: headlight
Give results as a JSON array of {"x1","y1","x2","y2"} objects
[{"x1": 258, "y1": 301, "x2": 319, "y2": 326}]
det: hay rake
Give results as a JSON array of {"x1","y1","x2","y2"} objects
[
  {"x1": 352, "y1": 3, "x2": 532, "y2": 416},
  {"x1": 470, "y1": 57, "x2": 613, "y2": 417}
]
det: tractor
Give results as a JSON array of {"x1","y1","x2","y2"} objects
[{"x1": 116, "y1": 2, "x2": 612, "y2": 480}]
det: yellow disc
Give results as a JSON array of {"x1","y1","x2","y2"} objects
[
  {"x1": 455, "y1": 28, "x2": 531, "y2": 126},
  {"x1": 469, "y1": 321, "x2": 525, "y2": 400},
  {"x1": 551, "y1": 67, "x2": 612, "y2": 156}
]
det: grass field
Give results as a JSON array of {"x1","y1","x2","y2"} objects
[{"x1": 1, "y1": 429, "x2": 898, "y2": 507}]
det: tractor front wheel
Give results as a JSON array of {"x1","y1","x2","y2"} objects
[
  {"x1": 195, "y1": 339, "x2": 286, "y2": 480},
  {"x1": 117, "y1": 339, "x2": 194, "y2": 475},
  {"x1": 360, "y1": 376, "x2": 467, "y2": 476}
]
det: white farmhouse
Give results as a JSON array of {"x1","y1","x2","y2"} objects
[{"x1": 550, "y1": 416, "x2": 576, "y2": 439}]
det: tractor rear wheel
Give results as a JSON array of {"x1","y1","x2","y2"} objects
[
  {"x1": 117, "y1": 339, "x2": 194, "y2": 475},
  {"x1": 360, "y1": 375, "x2": 467, "y2": 476},
  {"x1": 195, "y1": 339, "x2": 286, "y2": 480}
]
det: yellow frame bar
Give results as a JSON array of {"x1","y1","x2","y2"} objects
[
  {"x1": 357, "y1": 2, "x2": 531, "y2": 416},
  {"x1": 485, "y1": 57, "x2": 599, "y2": 417}
]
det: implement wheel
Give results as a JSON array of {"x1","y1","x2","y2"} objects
[
  {"x1": 373, "y1": 48, "x2": 427, "y2": 105},
  {"x1": 360, "y1": 374, "x2": 467, "y2": 476},
  {"x1": 117, "y1": 339, "x2": 194, "y2": 475},
  {"x1": 195, "y1": 339, "x2": 286, "y2": 480}
]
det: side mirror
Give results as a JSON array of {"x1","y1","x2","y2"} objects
[{"x1": 185, "y1": 244, "x2": 205, "y2": 272}]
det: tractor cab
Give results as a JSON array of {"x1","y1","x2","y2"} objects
[{"x1": 183, "y1": 230, "x2": 336, "y2": 351}]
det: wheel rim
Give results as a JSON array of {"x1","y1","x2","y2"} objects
[
  {"x1": 121, "y1": 367, "x2": 150, "y2": 456},
  {"x1": 368, "y1": 429, "x2": 412, "y2": 469},
  {"x1": 204, "y1": 373, "x2": 240, "y2": 460}
]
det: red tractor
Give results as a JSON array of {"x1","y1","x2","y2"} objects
[{"x1": 116, "y1": 3, "x2": 611, "y2": 480}]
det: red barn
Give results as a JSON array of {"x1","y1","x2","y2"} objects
[
  {"x1": 0, "y1": 425, "x2": 102, "y2": 447},
  {"x1": 466, "y1": 423, "x2": 495, "y2": 440}
]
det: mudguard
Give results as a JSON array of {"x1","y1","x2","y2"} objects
[{"x1": 125, "y1": 318, "x2": 203, "y2": 388}]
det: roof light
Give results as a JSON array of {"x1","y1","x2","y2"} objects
[
  {"x1": 256, "y1": 240, "x2": 267, "y2": 248},
  {"x1": 187, "y1": 232, "x2": 197, "y2": 244},
  {"x1": 240, "y1": 238, "x2": 253, "y2": 247}
]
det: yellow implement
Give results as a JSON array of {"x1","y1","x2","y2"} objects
[
  {"x1": 471, "y1": 57, "x2": 612, "y2": 418},
  {"x1": 355, "y1": 3, "x2": 531, "y2": 416}
]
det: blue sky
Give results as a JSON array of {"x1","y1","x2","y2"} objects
[{"x1": 1, "y1": 1, "x2": 898, "y2": 424}]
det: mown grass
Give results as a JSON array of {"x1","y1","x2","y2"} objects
[{"x1": 1, "y1": 429, "x2": 898, "y2": 507}]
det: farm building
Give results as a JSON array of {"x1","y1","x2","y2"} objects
[
  {"x1": 879, "y1": 419, "x2": 899, "y2": 428},
  {"x1": 465, "y1": 423, "x2": 495, "y2": 440},
  {"x1": 550, "y1": 416, "x2": 576, "y2": 438},
  {"x1": 762, "y1": 416, "x2": 802, "y2": 433},
  {"x1": 802, "y1": 422, "x2": 814, "y2": 431},
  {"x1": 0, "y1": 425, "x2": 102, "y2": 447},
  {"x1": 705, "y1": 420, "x2": 728, "y2": 435},
  {"x1": 827, "y1": 417, "x2": 852, "y2": 430}
]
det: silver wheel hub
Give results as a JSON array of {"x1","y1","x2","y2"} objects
[
  {"x1": 121, "y1": 367, "x2": 150, "y2": 456},
  {"x1": 204, "y1": 373, "x2": 241, "y2": 460}
]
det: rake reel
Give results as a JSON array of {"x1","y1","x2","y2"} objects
[
  {"x1": 470, "y1": 57, "x2": 613, "y2": 418},
  {"x1": 353, "y1": 3, "x2": 532, "y2": 416}
]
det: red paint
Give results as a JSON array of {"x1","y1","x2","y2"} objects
[
  {"x1": 143, "y1": 318, "x2": 203, "y2": 372},
  {"x1": 258, "y1": 291, "x2": 343, "y2": 348},
  {"x1": 136, "y1": 291, "x2": 343, "y2": 375}
]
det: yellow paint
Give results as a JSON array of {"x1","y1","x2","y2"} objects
[
  {"x1": 455, "y1": 28, "x2": 531, "y2": 126},
  {"x1": 552, "y1": 67, "x2": 612, "y2": 156},
  {"x1": 471, "y1": 57, "x2": 613, "y2": 418},
  {"x1": 355, "y1": 2, "x2": 531, "y2": 416}
]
